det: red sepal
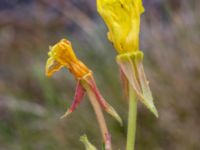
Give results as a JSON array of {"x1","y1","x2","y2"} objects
[{"x1": 61, "y1": 80, "x2": 85, "y2": 118}]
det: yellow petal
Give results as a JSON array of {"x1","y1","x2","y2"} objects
[
  {"x1": 46, "y1": 39, "x2": 91, "y2": 79},
  {"x1": 97, "y1": 0, "x2": 144, "y2": 53},
  {"x1": 45, "y1": 57, "x2": 64, "y2": 77}
]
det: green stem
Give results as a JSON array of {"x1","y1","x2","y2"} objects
[{"x1": 126, "y1": 84, "x2": 137, "y2": 150}]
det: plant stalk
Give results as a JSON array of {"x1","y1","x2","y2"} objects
[
  {"x1": 126, "y1": 84, "x2": 137, "y2": 150},
  {"x1": 85, "y1": 85, "x2": 112, "y2": 150}
]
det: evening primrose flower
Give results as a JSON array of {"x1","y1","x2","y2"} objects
[
  {"x1": 46, "y1": 39, "x2": 90, "y2": 78},
  {"x1": 46, "y1": 39, "x2": 122, "y2": 149},
  {"x1": 97, "y1": 0, "x2": 144, "y2": 54},
  {"x1": 97, "y1": 0, "x2": 158, "y2": 117},
  {"x1": 45, "y1": 39, "x2": 122, "y2": 124}
]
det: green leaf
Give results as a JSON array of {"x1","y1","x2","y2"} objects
[{"x1": 80, "y1": 135, "x2": 97, "y2": 150}]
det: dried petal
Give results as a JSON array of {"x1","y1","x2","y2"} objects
[{"x1": 46, "y1": 39, "x2": 90, "y2": 79}]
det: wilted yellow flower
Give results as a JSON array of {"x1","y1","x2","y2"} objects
[
  {"x1": 45, "y1": 39, "x2": 122, "y2": 149},
  {"x1": 45, "y1": 38, "x2": 122, "y2": 123},
  {"x1": 46, "y1": 39, "x2": 90, "y2": 79},
  {"x1": 97, "y1": 0, "x2": 144, "y2": 53}
]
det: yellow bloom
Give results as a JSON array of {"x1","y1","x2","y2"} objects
[
  {"x1": 45, "y1": 38, "x2": 122, "y2": 124},
  {"x1": 97, "y1": 0, "x2": 144, "y2": 53},
  {"x1": 97, "y1": 0, "x2": 158, "y2": 117},
  {"x1": 46, "y1": 39, "x2": 90, "y2": 79},
  {"x1": 45, "y1": 39, "x2": 122, "y2": 148}
]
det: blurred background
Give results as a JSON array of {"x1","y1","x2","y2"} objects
[{"x1": 0, "y1": 0, "x2": 200, "y2": 149}]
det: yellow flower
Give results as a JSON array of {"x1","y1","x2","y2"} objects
[
  {"x1": 97, "y1": 0, "x2": 144, "y2": 53},
  {"x1": 97, "y1": 0, "x2": 158, "y2": 117},
  {"x1": 46, "y1": 39, "x2": 90, "y2": 79},
  {"x1": 45, "y1": 38, "x2": 122, "y2": 124},
  {"x1": 45, "y1": 39, "x2": 122, "y2": 148}
]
